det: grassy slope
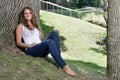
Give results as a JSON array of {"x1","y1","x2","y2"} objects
[
  {"x1": 40, "y1": 11, "x2": 106, "y2": 76},
  {"x1": 0, "y1": 11, "x2": 106, "y2": 80},
  {"x1": 0, "y1": 53, "x2": 75, "y2": 80}
]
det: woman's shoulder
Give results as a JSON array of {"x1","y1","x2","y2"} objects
[
  {"x1": 17, "y1": 23, "x2": 24, "y2": 27},
  {"x1": 16, "y1": 23, "x2": 25, "y2": 31},
  {"x1": 17, "y1": 23, "x2": 26, "y2": 29}
]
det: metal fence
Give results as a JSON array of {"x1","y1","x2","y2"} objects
[
  {"x1": 40, "y1": 0, "x2": 84, "y2": 19},
  {"x1": 39, "y1": 0, "x2": 106, "y2": 27}
]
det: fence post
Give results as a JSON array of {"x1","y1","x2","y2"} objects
[
  {"x1": 70, "y1": 10, "x2": 72, "y2": 17},
  {"x1": 61, "y1": 8, "x2": 63, "y2": 14},
  {"x1": 53, "y1": 5, "x2": 54, "y2": 12},
  {"x1": 78, "y1": 12, "x2": 80, "y2": 19},
  {"x1": 91, "y1": 12, "x2": 93, "y2": 21},
  {"x1": 47, "y1": 3, "x2": 48, "y2": 11}
]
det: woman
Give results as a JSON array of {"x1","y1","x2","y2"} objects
[{"x1": 16, "y1": 7, "x2": 76, "y2": 77}]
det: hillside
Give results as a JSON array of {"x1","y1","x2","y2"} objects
[
  {"x1": 0, "y1": 11, "x2": 107, "y2": 80},
  {"x1": 40, "y1": 10, "x2": 107, "y2": 78},
  {"x1": 40, "y1": 11, "x2": 106, "y2": 66}
]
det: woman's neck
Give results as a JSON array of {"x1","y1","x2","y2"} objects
[
  {"x1": 27, "y1": 21, "x2": 34, "y2": 30},
  {"x1": 27, "y1": 21, "x2": 32, "y2": 25}
]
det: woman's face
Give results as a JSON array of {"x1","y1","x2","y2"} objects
[{"x1": 24, "y1": 9, "x2": 32, "y2": 21}]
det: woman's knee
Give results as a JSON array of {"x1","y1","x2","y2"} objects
[
  {"x1": 47, "y1": 39, "x2": 55, "y2": 44},
  {"x1": 51, "y1": 30, "x2": 59, "y2": 36},
  {"x1": 47, "y1": 39, "x2": 54, "y2": 42}
]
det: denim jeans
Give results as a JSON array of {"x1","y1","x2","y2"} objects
[{"x1": 25, "y1": 30, "x2": 66, "y2": 68}]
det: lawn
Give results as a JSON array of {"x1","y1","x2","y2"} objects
[
  {"x1": 40, "y1": 10, "x2": 106, "y2": 77},
  {"x1": 46, "y1": 9, "x2": 106, "y2": 26},
  {"x1": 0, "y1": 10, "x2": 107, "y2": 80}
]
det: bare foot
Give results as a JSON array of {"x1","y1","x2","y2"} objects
[{"x1": 63, "y1": 65, "x2": 77, "y2": 77}]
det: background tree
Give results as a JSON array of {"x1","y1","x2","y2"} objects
[
  {"x1": 89, "y1": 0, "x2": 100, "y2": 7},
  {"x1": 0, "y1": 0, "x2": 40, "y2": 53},
  {"x1": 77, "y1": 0, "x2": 90, "y2": 8},
  {"x1": 68, "y1": 0, "x2": 100, "y2": 8},
  {"x1": 68, "y1": 0, "x2": 78, "y2": 8},
  {"x1": 107, "y1": 0, "x2": 120, "y2": 80}
]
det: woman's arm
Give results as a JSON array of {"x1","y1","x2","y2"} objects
[{"x1": 16, "y1": 24, "x2": 32, "y2": 48}]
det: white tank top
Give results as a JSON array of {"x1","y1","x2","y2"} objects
[{"x1": 22, "y1": 25, "x2": 42, "y2": 45}]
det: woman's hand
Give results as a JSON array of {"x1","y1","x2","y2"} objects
[{"x1": 28, "y1": 42, "x2": 37, "y2": 48}]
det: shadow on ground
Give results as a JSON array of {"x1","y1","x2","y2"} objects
[
  {"x1": 0, "y1": 52, "x2": 108, "y2": 80},
  {"x1": 44, "y1": 56, "x2": 107, "y2": 80},
  {"x1": 66, "y1": 59, "x2": 106, "y2": 76},
  {"x1": 89, "y1": 47, "x2": 107, "y2": 55}
]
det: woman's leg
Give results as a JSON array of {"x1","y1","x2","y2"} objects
[
  {"x1": 45, "y1": 39, "x2": 66, "y2": 68},
  {"x1": 26, "y1": 39, "x2": 66, "y2": 68},
  {"x1": 26, "y1": 39, "x2": 76, "y2": 77},
  {"x1": 47, "y1": 30, "x2": 61, "y2": 55},
  {"x1": 44, "y1": 39, "x2": 76, "y2": 77}
]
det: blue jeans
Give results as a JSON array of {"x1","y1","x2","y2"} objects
[{"x1": 25, "y1": 30, "x2": 67, "y2": 68}]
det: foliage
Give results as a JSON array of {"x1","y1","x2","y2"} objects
[
  {"x1": 68, "y1": 0, "x2": 101, "y2": 8},
  {"x1": 77, "y1": 0, "x2": 90, "y2": 8},
  {"x1": 96, "y1": 33, "x2": 107, "y2": 55}
]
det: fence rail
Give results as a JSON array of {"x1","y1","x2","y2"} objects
[
  {"x1": 40, "y1": 0, "x2": 97, "y2": 18},
  {"x1": 39, "y1": 0, "x2": 106, "y2": 27}
]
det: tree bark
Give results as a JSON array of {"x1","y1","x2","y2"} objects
[
  {"x1": 0, "y1": 0, "x2": 40, "y2": 53},
  {"x1": 107, "y1": 0, "x2": 120, "y2": 80}
]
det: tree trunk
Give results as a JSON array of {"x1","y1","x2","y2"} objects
[
  {"x1": 0, "y1": 0, "x2": 40, "y2": 53},
  {"x1": 107, "y1": 0, "x2": 120, "y2": 80}
]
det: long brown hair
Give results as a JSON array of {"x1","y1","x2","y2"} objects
[
  {"x1": 19, "y1": 7, "x2": 44, "y2": 40},
  {"x1": 19, "y1": 7, "x2": 39, "y2": 29}
]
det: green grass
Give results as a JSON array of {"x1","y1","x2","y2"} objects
[
  {"x1": 40, "y1": 10, "x2": 106, "y2": 76},
  {"x1": 0, "y1": 10, "x2": 107, "y2": 80},
  {"x1": 0, "y1": 53, "x2": 75, "y2": 80},
  {"x1": 49, "y1": 9, "x2": 106, "y2": 25}
]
